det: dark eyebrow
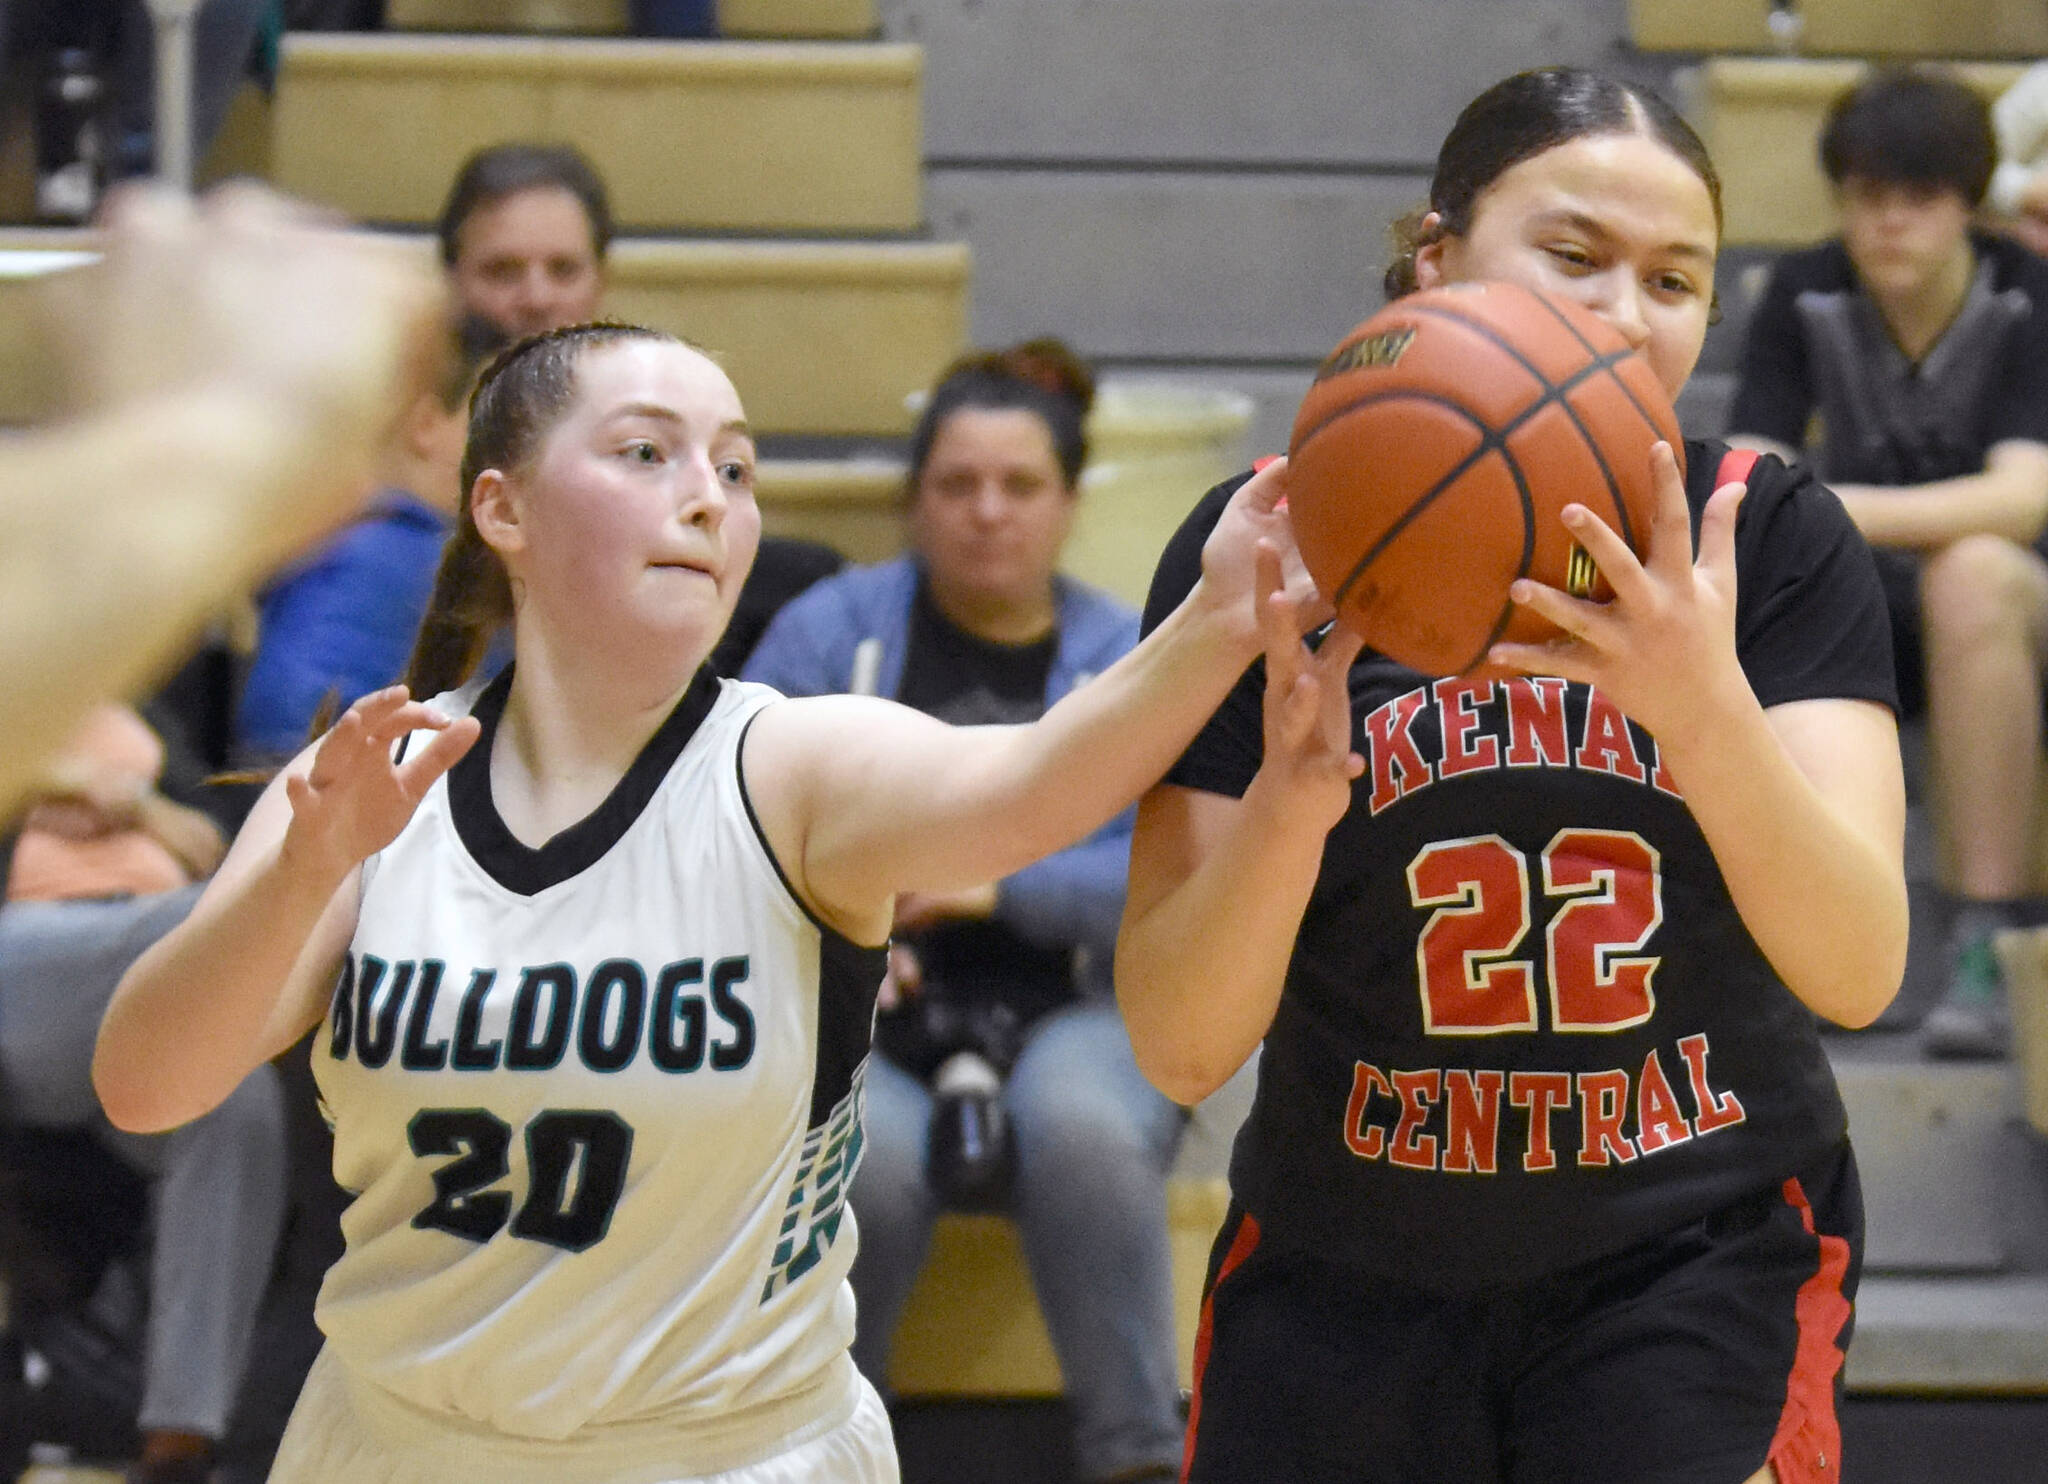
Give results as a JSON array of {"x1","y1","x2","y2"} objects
[{"x1": 1537, "y1": 209, "x2": 1715, "y2": 267}]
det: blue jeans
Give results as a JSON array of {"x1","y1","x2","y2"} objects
[{"x1": 850, "y1": 999, "x2": 1187, "y2": 1482}]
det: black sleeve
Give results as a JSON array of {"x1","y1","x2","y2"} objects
[
  {"x1": 1716, "y1": 445, "x2": 1899, "y2": 714},
  {"x1": 1724, "y1": 255, "x2": 1817, "y2": 449},
  {"x1": 1984, "y1": 247, "x2": 2048, "y2": 450},
  {"x1": 1140, "y1": 474, "x2": 1268, "y2": 798}
]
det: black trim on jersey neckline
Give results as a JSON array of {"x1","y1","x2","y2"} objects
[
  {"x1": 732, "y1": 710, "x2": 891, "y2": 952},
  {"x1": 447, "y1": 663, "x2": 723, "y2": 896}
]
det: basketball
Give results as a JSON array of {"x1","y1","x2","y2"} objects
[{"x1": 1285, "y1": 281, "x2": 1684, "y2": 677}]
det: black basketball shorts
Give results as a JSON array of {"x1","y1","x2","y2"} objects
[{"x1": 1180, "y1": 1140, "x2": 1862, "y2": 1484}]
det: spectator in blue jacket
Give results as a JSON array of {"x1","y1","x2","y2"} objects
[
  {"x1": 744, "y1": 341, "x2": 1185, "y2": 1484},
  {"x1": 233, "y1": 316, "x2": 507, "y2": 763}
]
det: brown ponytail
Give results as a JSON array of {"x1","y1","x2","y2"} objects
[{"x1": 400, "y1": 321, "x2": 682, "y2": 699}]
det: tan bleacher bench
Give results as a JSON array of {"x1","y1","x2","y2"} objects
[
  {"x1": 385, "y1": 0, "x2": 878, "y2": 39},
  {"x1": 1634, "y1": 0, "x2": 2048, "y2": 58},
  {"x1": 0, "y1": 231, "x2": 969, "y2": 442}
]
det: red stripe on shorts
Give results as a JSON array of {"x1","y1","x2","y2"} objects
[
  {"x1": 1765, "y1": 1175, "x2": 1852, "y2": 1484},
  {"x1": 1180, "y1": 1210, "x2": 1263, "y2": 1484}
]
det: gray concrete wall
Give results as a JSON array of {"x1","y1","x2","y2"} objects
[{"x1": 883, "y1": 0, "x2": 1681, "y2": 449}]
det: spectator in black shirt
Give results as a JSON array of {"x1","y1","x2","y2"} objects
[{"x1": 1728, "y1": 66, "x2": 2048, "y2": 1059}]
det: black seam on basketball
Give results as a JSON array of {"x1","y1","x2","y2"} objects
[
  {"x1": 1407, "y1": 299, "x2": 1638, "y2": 551},
  {"x1": 1458, "y1": 435, "x2": 1541, "y2": 674},
  {"x1": 1319, "y1": 356, "x2": 1620, "y2": 614},
  {"x1": 1525, "y1": 293, "x2": 1673, "y2": 547},
  {"x1": 1323, "y1": 397, "x2": 1497, "y2": 612}
]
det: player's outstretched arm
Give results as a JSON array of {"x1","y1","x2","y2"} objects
[
  {"x1": 1114, "y1": 597, "x2": 1364, "y2": 1106},
  {"x1": 741, "y1": 461, "x2": 1311, "y2": 946},
  {"x1": 1492, "y1": 443, "x2": 1909, "y2": 1026},
  {"x1": 0, "y1": 185, "x2": 443, "y2": 819},
  {"x1": 95, "y1": 689, "x2": 478, "y2": 1133}
]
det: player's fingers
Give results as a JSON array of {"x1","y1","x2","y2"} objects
[
  {"x1": 1643, "y1": 442, "x2": 1696, "y2": 578},
  {"x1": 398, "y1": 715, "x2": 482, "y2": 797},
  {"x1": 1560, "y1": 503, "x2": 1652, "y2": 610},
  {"x1": 1509, "y1": 578, "x2": 1615, "y2": 651},
  {"x1": 1488, "y1": 638, "x2": 1596, "y2": 688},
  {"x1": 1696, "y1": 479, "x2": 1747, "y2": 586},
  {"x1": 1312, "y1": 621, "x2": 1367, "y2": 686},
  {"x1": 363, "y1": 701, "x2": 455, "y2": 749},
  {"x1": 1234, "y1": 455, "x2": 1291, "y2": 514}
]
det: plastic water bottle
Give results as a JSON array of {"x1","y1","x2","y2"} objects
[{"x1": 35, "y1": 49, "x2": 105, "y2": 225}]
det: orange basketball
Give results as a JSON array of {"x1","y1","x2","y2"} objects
[{"x1": 1286, "y1": 282, "x2": 1683, "y2": 677}]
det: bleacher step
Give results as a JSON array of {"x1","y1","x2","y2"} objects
[
  {"x1": 385, "y1": 0, "x2": 877, "y2": 37},
  {"x1": 271, "y1": 34, "x2": 923, "y2": 233},
  {"x1": 0, "y1": 231, "x2": 968, "y2": 438},
  {"x1": 1851, "y1": 1275, "x2": 2048, "y2": 1392},
  {"x1": 1831, "y1": 1045, "x2": 2019, "y2": 1272},
  {"x1": 755, "y1": 456, "x2": 904, "y2": 564},
  {"x1": 1635, "y1": 0, "x2": 2048, "y2": 57}
]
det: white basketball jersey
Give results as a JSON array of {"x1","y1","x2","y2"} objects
[{"x1": 312, "y1": 670, "x2": 884, "y2": 1446}]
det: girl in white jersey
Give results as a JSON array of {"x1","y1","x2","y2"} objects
[{"x1": 92, "y1": 324, "x2": 1336, "y2": 1483}]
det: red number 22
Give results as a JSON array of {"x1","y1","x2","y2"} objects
[{"x1": 1405, "y1": 830, "x2": 1662, "y2": 1035}]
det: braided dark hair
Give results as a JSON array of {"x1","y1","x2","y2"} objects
[
  {"x1": 1384, "y1": 68, "x2": 1723, "y2": 300},
  {"x1": 402, "y1": 322, "x2": 684, "y2": 699}
]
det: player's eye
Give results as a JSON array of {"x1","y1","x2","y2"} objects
[
  {"x1": 1650, "y1": 272, "x2": 1699, "y2": 299},
  {"x1": 624, "y1": 440, "x2": 662, "y2": 464},
  {"x1": 1544, "y1": 244, "x2": 1596, "y2": 270},
  {"x1": 718, "y1": 459, "x2": 754, "y2": 487}
]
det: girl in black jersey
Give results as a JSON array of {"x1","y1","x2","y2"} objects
[{"x1": 1119, "y1": 69, "x2": 1904, "y2": 1484}]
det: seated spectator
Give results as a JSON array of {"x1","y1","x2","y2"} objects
[
  {"x1": 0, "y1": 704, "x2": 285, "y2": 1484},
  {"x1": 438, "y1": 142, "x2": 611, "y2": 340},
  {"x1": 233, "y1": 315, "x2": 507, "y2": 764},
  {"x1": 744, "y1": 341, "x2": 1185, "y2": 1484},
  {"x1": 1727, "y1": 66, "x2": 2048, "y2": 1059},
  {"x1": 436, "y1": 141, "x2": 842, "y2": 669}
]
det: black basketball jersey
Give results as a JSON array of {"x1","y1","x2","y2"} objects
[{"x1": 1140, "y1": 440, "x2": 1895, "y2": 1292}]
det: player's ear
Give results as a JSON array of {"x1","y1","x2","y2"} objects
[
  {"x1": 470, "y1": 468, "x2": 527, "y2": 556},
  {"x1": 1412, "y1": 212, "x2": 1452, "y2": 291}
]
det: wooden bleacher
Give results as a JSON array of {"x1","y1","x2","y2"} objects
[
  {"x1": 1632, "y1": 0, "x2": 2048, "y2": 58},
  {"x1": 384, "y1": 0, "x2": 878, "y2": 39},
  {"x1": 271, "y1": 34, "x2": 923, "y2": 232}
]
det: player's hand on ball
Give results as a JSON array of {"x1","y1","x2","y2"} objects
[
  {"x1": 1253, "y1": 543, "x2": 1366, "y2": 837},
  {"x1": 280, "y1": 687, "x2": 480, "y2": 883},
  {"x1": 1197, "y1": 457, "x2": 1334, "y2": 647},
  {"x1": 1489, "y1": 442, "x2": 1746, "y2": 746}
]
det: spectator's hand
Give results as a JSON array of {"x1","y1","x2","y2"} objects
[
  {"x1": 27, "y1": 749, "x2": 150, "y2": 836},
  {"x1": 279, "y1": 687, "x2": 480, "y2": 885},
  {"x1": 1489, "y1": 442, "x2": 1747, "y2": 747},
  {"x1": 894, "y1": 883, "x2": 998, "y2": 935},
  {"x1": 42, "y1": 183, "x2": 447, "y2": 563},
  {"x1": 877, "y1": 942, "x2": 923, "y2": 1013},
  {"x1": 135, "y1": 793, "x2": 228, "y2": 880}
]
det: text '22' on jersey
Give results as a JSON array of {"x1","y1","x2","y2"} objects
[{"x1": 1139, "y1": 441, "x2": 1896, "y2": 1293}]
